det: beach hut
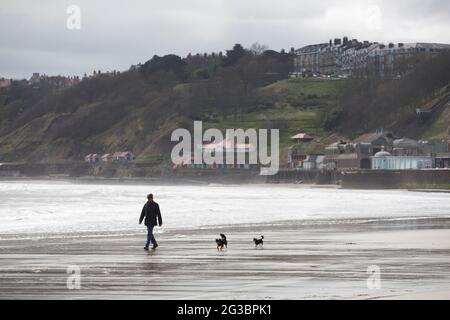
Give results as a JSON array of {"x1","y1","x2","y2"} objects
[{"x1": 101, "y1": 153, "x2": 113, "y2": 162}]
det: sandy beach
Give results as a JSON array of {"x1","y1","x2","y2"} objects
[{"x1": 1, "y1": 217, "x2": 449, "y2": 300}]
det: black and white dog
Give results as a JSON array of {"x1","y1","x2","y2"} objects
[
  {"x1": 216, "y1": 234, "x2": 227, "y2": 250},
  {"x1": 253, "y1": 235, "x2": 264, "y2": 247}
]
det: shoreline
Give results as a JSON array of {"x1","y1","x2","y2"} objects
[
  {"x1": 1, "y1": 214, "x2": 448, "y2": 241},
  {"x1": 408, "y1": 189, "x2": 450, "y2": 194},
  {"x1": 0, "y1": 176, "x2": 341, "y2": 188},
  {"x1": 2, "y1": 174, "x2": 450, "y2": 191},
  {"x1": 4, "y1": 177, "x2": 449, "y2": 195},
  {"x1": 1, "y1": 217, "x2": 449, "y2": 300}
]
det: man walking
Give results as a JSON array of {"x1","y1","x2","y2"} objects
[{"x1": 139, "y1": 194, "x2": 163, "y2": 250}]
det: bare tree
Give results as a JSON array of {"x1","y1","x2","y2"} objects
[{"x1": 249, "y1": 42, "x2": 269, "y2": 55}]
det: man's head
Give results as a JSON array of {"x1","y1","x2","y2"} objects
[{"x1": 147, "y1": 194, "x2": 153, "y2": 201}]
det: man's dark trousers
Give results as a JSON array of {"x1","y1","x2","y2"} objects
[{"x1": 146, "y1": 225, "x2": 157, "y2": 247}]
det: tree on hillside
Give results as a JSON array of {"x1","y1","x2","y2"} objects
[
  {"x1": 140, "y1": 54, "x2": 187, "y2": 86},
  {"x1": 222, "y1": 44, "x2": 247, "y2": 67}
]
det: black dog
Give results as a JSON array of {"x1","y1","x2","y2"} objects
[
  {"x1": 253, "y1": 235, "x2": 264, "y2": 247},
  {"x1": 216, "y1": 234, "x2": 227, "y2": 250}
]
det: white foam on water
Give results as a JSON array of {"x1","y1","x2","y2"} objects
[{"x1": 0, "y1": 180, "x2": 449, "y2": 238}]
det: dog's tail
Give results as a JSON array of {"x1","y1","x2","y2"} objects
[
  {"x1": 220, "y1": 233, "x2": 226, "y2": 240},
  {"x1": 261, "y1": 235, "x2": 264, "y2": 239}
]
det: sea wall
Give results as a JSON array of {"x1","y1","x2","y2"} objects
[
  {"x1": 341, "y1": 169, "x2": 450, "y2": 189},
  {"x1": 0, "y1": 163, "x2": 90, "y2": 177},
  {"x1": 266, "y1": 169, "x2": 339, "y2": 185},
  {"x1": 0, "y1": 162, "x2": 264, "y2": 183},
  {"x1": 3, "y1": 162, "x2": 448, "y2": 188},
  {"x1": 0, "y1": 162, "x2": 152, "y2": 178}
]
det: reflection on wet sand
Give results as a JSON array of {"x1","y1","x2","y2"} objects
[{"x1": 1, "y1": 218, "x2": 450, "y2": 299}]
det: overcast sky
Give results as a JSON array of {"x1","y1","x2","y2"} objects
[{"x1": 1, "y1": 0, "x2": 449, "y2": 79}]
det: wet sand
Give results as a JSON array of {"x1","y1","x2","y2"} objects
[{"x1": 1, "y1": 218, "x2": 450, "y2": 300}]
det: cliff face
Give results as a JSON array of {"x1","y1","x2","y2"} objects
[{"x1": 0, "y1": 71, "x2": 190, "y2": 162}]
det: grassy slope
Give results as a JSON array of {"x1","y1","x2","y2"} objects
[
  {"x1": 423, "y1": 107, "x2": 450, "y2": 139},
  {"x1": 388, "y1": 86, "x2": 450, "y2": 141},
  {"x1": 420, "y1": 88, "x2": 450, "y2": 140},
  {"x1": 205, "y1": 78, "x2": 340, "y2": 164}
]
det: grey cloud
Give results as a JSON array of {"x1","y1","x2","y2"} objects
[{"x1": 0, "y1": 0, "x2": 449, "y2": 79}]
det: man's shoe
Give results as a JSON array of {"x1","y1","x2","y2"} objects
[
  {"x1": 144, "y1": 246, "x2": 149, "y2": 251},
  {"x1": 151, "y1": 244, "x2": 158, "y2": 250}
]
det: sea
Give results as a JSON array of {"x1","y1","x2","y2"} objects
[{"x1": 1, "y1": 179, "x2": 449, "y2": 239}]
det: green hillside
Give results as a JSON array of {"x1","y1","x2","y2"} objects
[{"x1": 0, "y1": 49, "x2": 449, "y2": 166}]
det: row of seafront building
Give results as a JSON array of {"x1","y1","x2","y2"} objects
[
  {"x1": 81, "y1": 130, "x2": 450, "y2": 172},
  {"x1": 85, "y1": 151, "x2": 135, "y2": 163},
  {"x1": 177, "y1": 138, "x2": 257, "y2": 169},
  {"x1": 288, "y1": 129, "x2": 450, "y2": 172},
  {"x1": 293, "y1": 37, "x2": 450, "y2": 78},
  {"x1": 171, "y1": 128, "x2": 449, "y2": 172}
]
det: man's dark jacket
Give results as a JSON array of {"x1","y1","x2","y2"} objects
[{"x1": 139, "y1": 201, "x2": 162, "y2": 226}]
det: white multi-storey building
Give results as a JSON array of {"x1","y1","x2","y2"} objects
[{"x1": 294, "y1": 37, "x2": 450, "y2": 78}]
